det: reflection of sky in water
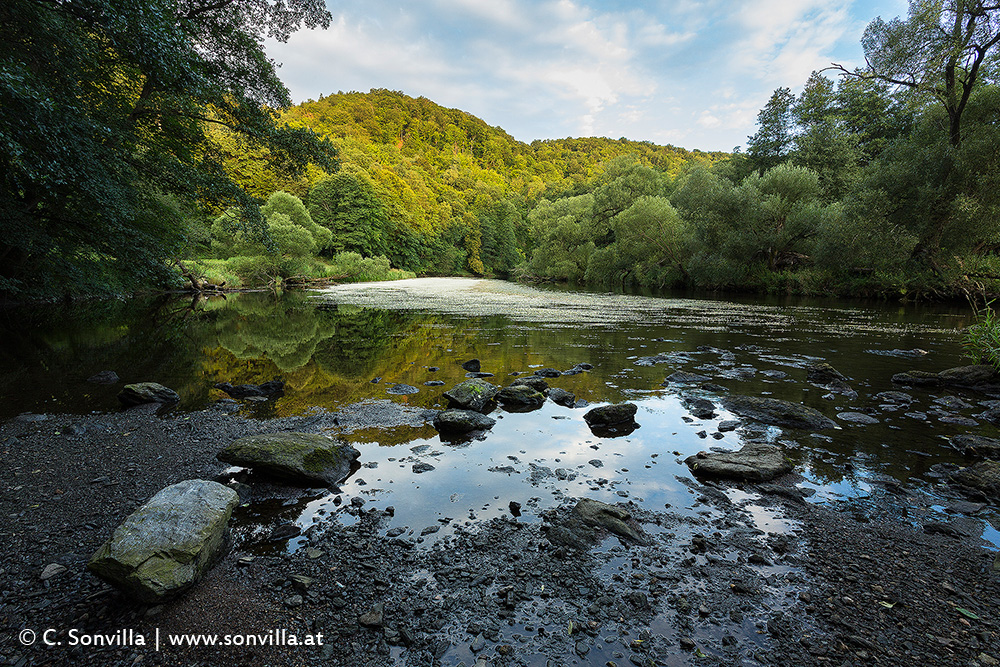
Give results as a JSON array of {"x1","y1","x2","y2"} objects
[{"x1": 287, "y1": 397, "x2": 751, "y2": 548}]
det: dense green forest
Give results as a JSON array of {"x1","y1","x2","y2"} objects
[{"x1": 2, "y1": 0, "x2": 999, "y2": 300}]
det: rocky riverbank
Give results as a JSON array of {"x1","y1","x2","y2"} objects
[{"x1": 1, "y1": 390, "x2": 999, "y2": 667}]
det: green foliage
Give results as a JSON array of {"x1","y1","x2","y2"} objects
[
  {"x1": 747, "y1": 87, "x2": 795, "y2": 173},
  {"x1": 524, "y1": 195, "x2": 596, "y2": 281},
  {"x1": 964, "y1": 301, "x2": 1000, "y2": 370},
  {"x1": 308, "y1": 172, "x2": 390, "y2": 258},
  {"x1": 0, "y1": 0, "x2": 337, "y2": 298}
]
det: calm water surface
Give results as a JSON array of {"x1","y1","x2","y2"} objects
[{"x1": 1, "y1": 278, "x2": 995, "y2": 547}]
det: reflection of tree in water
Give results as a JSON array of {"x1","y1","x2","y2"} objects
[
  {"x1": 206, "y1": 293, "x2": 333, "y2": 373},
  {"x1": 311, "y1": 304, "x2": 410, "y2": 379}
]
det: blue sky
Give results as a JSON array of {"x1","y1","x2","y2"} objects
[{"x1": 267, "y1": 0, "x2": 909, "y2": 152}]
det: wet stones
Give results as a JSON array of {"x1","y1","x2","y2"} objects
[
  {"x1": 893, "y1": 364, "x2": 1000, "y2": 391},
  {"x1": 432, "y1": 409, "x2": 496, "y2": 434},
  {"x1": 497, "y1": 384, "x2": 545, "y2": 410},
  {"x1": 533, "y1": 368, "x2": 562, "y2": 378},
  {"x1": 583, "y1": 403, "x2": 639, "y2": 437},
  {"x1": 87, "y1": 370, "x2": 120, "y2": 384},
  {"x1": 544, "y1": 498, "x2": 650, "y2": 550},
  {"x1": 664, "y1": 371, "x2": 711, "y2": 384},
  {"x1": 806, "y1": 362, "x2": 856, "y2": 397},
  {"x1": 836, "y1": 411, "x2": 879, "y2": 425},
  {"x1": 721, "y1": 395, "x2": 836, "y2": 430},
  {"x1": 214, "y1": 379, "x2": 285, "y2": 399},
  {"x1": 511, "y1": 376, "x2": 549, "y2": 392},
  {"x1": 683, "y1": 397, "x2": 716, "y2": 420},
  {"x1": 461, "y1": 359, "x2": 481, "y2": 373},
  {"x1": 386, "y1": 383, "x2": 420, "y2": 395},
  {"x1": 217, "y1": 432, "x2": 360, "y2": 487},
  {"x1": 950, "y1": 434, "x2": 1000, "y2": 459},
  {"x1": 88, "y1": 480, "x2": 238, "y2": 602},
  {"x1": 443, "y1": 378, "x2": 500, "y2": 413},
  {"x1": 117, "y1": 382, "x2": 180, "y2": 406},
  {"x1": 685, "y1": 443, "x2": 793, "y2": 482},
  {"x1": 950, "y1": 461, "x2": 1000, "y2": 501},
  {"x1": 547, "y1": 387, "x2": 577, "y2": 408}
]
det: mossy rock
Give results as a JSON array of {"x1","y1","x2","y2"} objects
[
  {"x1": 117, "y1": 382, "x2": 180, "y2": 406},
  {"x1": 443, "y1": 378, "x2": 500, "y2": 413},
  {"x1": 88, "y1": 480, "x2": 238, "y2": 602},
  {"x1": 217, "y1": 432, "x2": 360, "y2": 486}
]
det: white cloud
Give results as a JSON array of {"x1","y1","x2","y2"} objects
[{"x1": 264, "y1": 0, "x2": 905, "y2": 151}]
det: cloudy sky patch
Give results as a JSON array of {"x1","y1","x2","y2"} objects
[{"x1": 268, "y1": 0, "x2": 910, "y2": 151}]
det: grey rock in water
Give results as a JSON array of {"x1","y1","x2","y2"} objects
[
  {"x1": 665, "y1": 371, "x2": 711, "y2": 384},
  {"x1": 432, "y1": 409, "x2": 496, "y2": 434},
  {"x1": 217, "y1": 432, "x2": 360, "y2": 486},
  {"x1": 461, "y1": 359, "x2": 481, "y2": 373},
  {"x1": 87, "y1": 370, "x2": 120, "y2": 385},
  {"x1": 950, "y1": 460, "x2": 1000, "y2": 501},
  {"x1": 544, "y1": 499, "x2": 650, "y2": 550},
  {"x1": 893, "y1": 365, "x2": 1000, "y2": 391},
  {"x1": 386, "y1": 384, "x2": 420, "y2": 395},
  {"x1": 584, "y1": 403, "x2": 638, "y2": 427},
  {"x1": 837, "y1": 411, "x2": 879, "y2": 425},
  {"x1": 88, "y1": 480, "x2": 238, "y2": 602},
  {"x1": 443, "y1": 378, "x2": 500, "y2": 413},
  {"x1": 547, "y1": 387, "x2": 577, "y2": 408},
  {"x1": 511, "y1": 376, "x2": 549, "y2": 392},
  {"x1": 117, "y1": 382, "x2": 180, "y2": 406},
  {"x1": 683, "y1": 397, "x2": 716, "y2": 420},
  {"x1": 722, "y1": 395, "x2": 836, "y2": 430},
  {"x1": 583, "y1": 403, "x2": 639, "y2": 436},
  {"x1": 497, "y1": 384, "x2": 545, "y2": 409},
  {"x1": 214, "y1": 379, "x2": 284, "y2": 399},
  {"x1": 950, "y1": 434, "x2": 1000, "y2": 460},
  {"x1": 685, "y1": 443, "x2": 793, "y2": 482},
  {"x1": 533, "y1": 368, "x2": 562, "y2": 378}
]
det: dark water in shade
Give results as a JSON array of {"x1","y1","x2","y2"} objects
[{"x1": 1, "y1": 278, "x2": 997, "y2": 549}]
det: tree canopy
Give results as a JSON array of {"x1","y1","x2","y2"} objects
[{"x1": 0, "y1": 0, "x2": 337, "y2": 296}]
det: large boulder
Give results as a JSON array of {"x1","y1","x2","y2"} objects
[
  {"x1": 432, "y1": 409, "x2": 496, "y2": 434},
  {"x1": 217, "y1": 432, "x2": 360, "y2": 486},
  {"x1": 685, "y1": 443, "x2": 793, "y2": 482},
  {"x1": 722, "y1": 395, "x2": 836, "y2": 430},
  {"x1": 88, "y1": 480, "x2": 238, "y2": 602},
  {"x1": 443, "y1": 378, "x2": 500, "y2": 413},
  {"x1": 117, "y1": 382, "x2": 180, "y2": 406}
]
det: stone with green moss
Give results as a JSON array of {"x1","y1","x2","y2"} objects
[
  {"x1": 443, "y1": 378, "x2": 500, "y2": 413},
  {"x1": 217, "y1": 432, "x2": 360, "y2": 486},
  {"x1": 88, "y1": 479, "x2": 238, "y2": 602}
]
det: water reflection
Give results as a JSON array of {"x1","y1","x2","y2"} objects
[{"x1": 2, "y1": 279, "x2": 996, "y2": 550}]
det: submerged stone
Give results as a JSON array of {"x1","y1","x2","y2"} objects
[
  {"x1": 893, "y1": 365, "x2": 1000, "y2": 391},
  {"x1": 685, "y1": 443, "x2": 793, "y2": 482},
  {"x1": 217, "y1": 432, "x2": 360, "y2": 486},
  {"x1": 88, "y1": 480, "x2": 238, "y2": 602},
  {"x1": 722, "y1": 395, "x2": 836, "y2": 430}
]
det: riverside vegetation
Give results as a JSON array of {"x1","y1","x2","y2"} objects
[{"x1": 5, "y1": 1, "x2": 1000, "y2": 301}]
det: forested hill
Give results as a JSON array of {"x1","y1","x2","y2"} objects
[{"x1": 238, "y1": 89, "x2": 726, "y2": 276}]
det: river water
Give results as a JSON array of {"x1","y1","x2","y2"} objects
[{"x1": 1, "y1": 278, "x2": 996, "y2": 549}]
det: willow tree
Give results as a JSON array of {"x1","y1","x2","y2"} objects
[{"x1": 0, "y1": 0, "x2": 337, "y2": 296}]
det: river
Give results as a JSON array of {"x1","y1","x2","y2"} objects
[{"x1": 1, "y1": 277, "x2": 995, "y2": 550}]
